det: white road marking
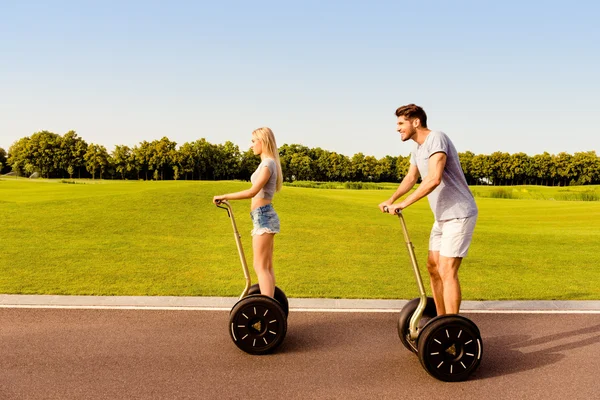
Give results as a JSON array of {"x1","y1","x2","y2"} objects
[{"x1": 1, "y1": 305, "x2": 599, "y2": 314}]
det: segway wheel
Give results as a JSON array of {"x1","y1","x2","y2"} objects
[
  {"x1": 397, "y1": 297, "x2": 437, "y2": 353},
  {"x1": 229, "y1": 295, "x2": 287, "y2": 355},
  {"x1": 417, "y1": 315, "x2": 483, "y2": 382},
  {"x1": 247, "y1": 284, "x2": 289, "y2": 317}
]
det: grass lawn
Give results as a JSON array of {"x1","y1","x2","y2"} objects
[{"x1": 1, "y1": 177, "x2": 599, "y2": 300}]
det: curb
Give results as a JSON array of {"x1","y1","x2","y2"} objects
[{"x1": 1, "y1": 295, "x2": 600, "y2": 312}]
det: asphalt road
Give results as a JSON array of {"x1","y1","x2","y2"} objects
[{"x1": 1, "y1": 309, "x2": 599, "y2": 400}]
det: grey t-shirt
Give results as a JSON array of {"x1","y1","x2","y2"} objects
[
  {"x1": 410, "y1": 131, "x2": 477, "y2": 221},
  {"x1": 251, "y1": 158, "x2": 277, "y2": 200}
]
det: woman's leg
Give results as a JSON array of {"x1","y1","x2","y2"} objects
[{"x1": 252, "y1": 233, "x2": 276, "y2": 297}]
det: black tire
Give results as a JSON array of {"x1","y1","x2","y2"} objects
[
  {"x1": 248, "y1": 284, "x2": 289, "y2": 317},
  {"x1": 417, "y1": 315, "x2": 483, "y2": 382},
  {"x1": 397, "y1": 297, "x2": 437, "y2": 353},
  {"x1": 229, "y1": 295, "x2": 287, "y2": 355}
]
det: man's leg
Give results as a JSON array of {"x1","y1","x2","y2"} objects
[
  {"x1": 426, "y1": 250, "x2": 446, "y2": 315},
  {"x1": 437, "y1": 255, "x2": 463, "y2": 314}
]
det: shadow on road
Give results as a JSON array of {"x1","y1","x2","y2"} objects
[
  {"x1": 279, "y1": 312, "x2": 394, "y2": 354},
  {"x1": 279, "y1": 317, "x2": 351, "y2": 354},
  {"x1": 475, "y1": 323, "x2": 600, "y2": 380}
]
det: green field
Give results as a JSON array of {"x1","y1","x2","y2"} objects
[{"x1": 1, "y1": 177, "x2": 599, "y2": 300}]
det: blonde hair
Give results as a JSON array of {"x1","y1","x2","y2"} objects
[{"x1": 252, "y1": 127, "x2": 283, "y2": 192}]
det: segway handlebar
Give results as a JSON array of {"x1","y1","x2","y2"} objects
[
  {"x1": 384, "y1": 204, "x2": 428, "y2": 340},
  {"x1": 383, "y1": 205, "x2": 402, "y2": 215},
  {"x1": 215, "y1": 199, "x2": 251, "y2": 299}
]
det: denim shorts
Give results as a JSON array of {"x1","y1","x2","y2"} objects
[{"x1": 250, "y1": 204, "x2": 280, "y2": 236}]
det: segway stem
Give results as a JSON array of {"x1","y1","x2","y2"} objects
[
  {"x1": 216, "y1": 200, "x2": 251, "y2": 299},
  {"x1": 395, "y1": 212, "x2": 428, "y2": 341}
]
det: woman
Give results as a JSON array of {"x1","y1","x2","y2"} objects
[{"x1": 213, "y1": 127, "x2": 283, "y2": 298}]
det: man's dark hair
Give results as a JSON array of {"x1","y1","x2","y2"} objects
[{"x1": 395, "y1": 104, "x2": 428, "y2": 128}]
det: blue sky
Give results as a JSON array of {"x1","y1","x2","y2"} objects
[{"x1": 1, "y1": 0, "x2": 599, "y2": 158}]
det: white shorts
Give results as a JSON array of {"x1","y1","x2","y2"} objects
[{"x1": 429, "y1": 215, "x2": 477, "y2": 258}]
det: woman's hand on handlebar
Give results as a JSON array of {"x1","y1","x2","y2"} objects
[{"x1": 213, "y1": 195, "x2": 226, "y2": 205}]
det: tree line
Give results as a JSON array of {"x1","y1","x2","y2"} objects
[{"x1": 1, "y1": 130, "x2": 599, "y2": 186}]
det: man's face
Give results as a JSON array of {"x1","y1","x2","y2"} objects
[{"x1": 397, "y1": 116, "x2": 417, "y2": 142}]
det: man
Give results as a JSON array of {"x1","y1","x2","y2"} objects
[{"x1": 379, "y1": 104, "x2": 478, "y2": 315}]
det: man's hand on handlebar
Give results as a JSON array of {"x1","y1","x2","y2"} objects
[
  {"x1": 383, "y1": 204, "x2": 403, "y2": 214},
  {"x1": 378, "y1": 200, "x2": 392, "y2": 213}
]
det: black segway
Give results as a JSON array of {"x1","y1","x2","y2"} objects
[
  {"x1": 216, "y1": 200, "x2": 288, "y2": 355},
  {"x1": 385, "y1": 206, "x2": 483, "y2": 382}
]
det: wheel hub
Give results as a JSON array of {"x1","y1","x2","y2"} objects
[
  {"x1": 445, "y1": 343, "x2": 457, "y2": 357},
  {"x1": 250, "y1": 319, "x2": 264, "y2": 334}
]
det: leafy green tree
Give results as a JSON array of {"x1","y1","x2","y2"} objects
[
  {"x1": 488, "y1": 152, "x2": 512, "y2": 185},
  {"x1": 510, "y1": 152, "x2": 531, "y2": 185},
  {"x1": 459, "y1": 151, "x2": 475, "y2": 184},
  {"x1": 288, "y1": 153, "x2": 312, "y2": 181},
  {"x1": 112, "y1": 145, "x2": 132, "y2": 179},
  {"x1": 326, "y1": 152, "x2": 351, "y2": 182},
  {"x1": 239, "y1": 148, "x2": 261, "y2": 181},
  {"x1": 532, "y1": 152, "x2": 553, "y2": 185},
  {"x1": 149, "y1": 137, "x2": 177, "y2": 180},
  {"x1": 572, "y1": 151, "x2": 598, "y2": 185},
  {"x1": 377, "y1": 155, "x2": 397, "y2": 183},
  {"x1": 214, "y1": 141, "x2": 241, "y2": 180},
  {"x1": 60, "y1": 130, "x2": 88, "y2": 179},
  {"x1": 84, "y1": 144, "x2": 109, "y2": 179},
  {"x1": 192, "y1": 138, "x2": 215, "y2": 180},
  {"x1": 0, "y1": 147, "x2": 7, "y2": 174},
  {"x1": 178, "y1": 142, "x2": 196, "y2": 180},
  {"x1": 28, "y1": 131, "x2": 62, "y2": 178},
  {"x1": 350, "y1": 153, "x2": 367, "y2": 181},
  {"x1": 24, "y1": 163, "x2": 36, "y2": 177},
  {"x1": 309, "y1": 148, "x2": 330, "y2": 182},
  {"x1": 554, "y1": 152, "x2": 573, "y2": 186},
  {"x1": 470, "y1": 154, "x2": 490, "y2": 184},
  {"x1": 362, "y1": 155, "x2": 379, "y2": 181},
  {"x1": 135, "y1": 141, "x2": 152, "y2": 180},
  {"x1": 278, "y1": 144, "x2": 292, "y2": 181},
  {"x1": 170, "y1": 148, "x2": 181, "y2": 181},
  {"x1": 395, "y1": 155, "x2": 411, "y2": 181},
  {"x1": 279, "y1": 144, "x2": 311, "y2": 181},
  {"x1": 128, "y1": 146, "x2": 141, "y2": 179},
  {"x1": 7, "y1": 137, "x2": 30, "y2": 177}
]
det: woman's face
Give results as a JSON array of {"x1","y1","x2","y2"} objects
[{"x1": 251, "y1": 135, "x2": 263, "y2": 155}]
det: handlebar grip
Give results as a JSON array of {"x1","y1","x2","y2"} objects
[{"x1": 383, "y1": 206, "x2": 401, "y2": 214}]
